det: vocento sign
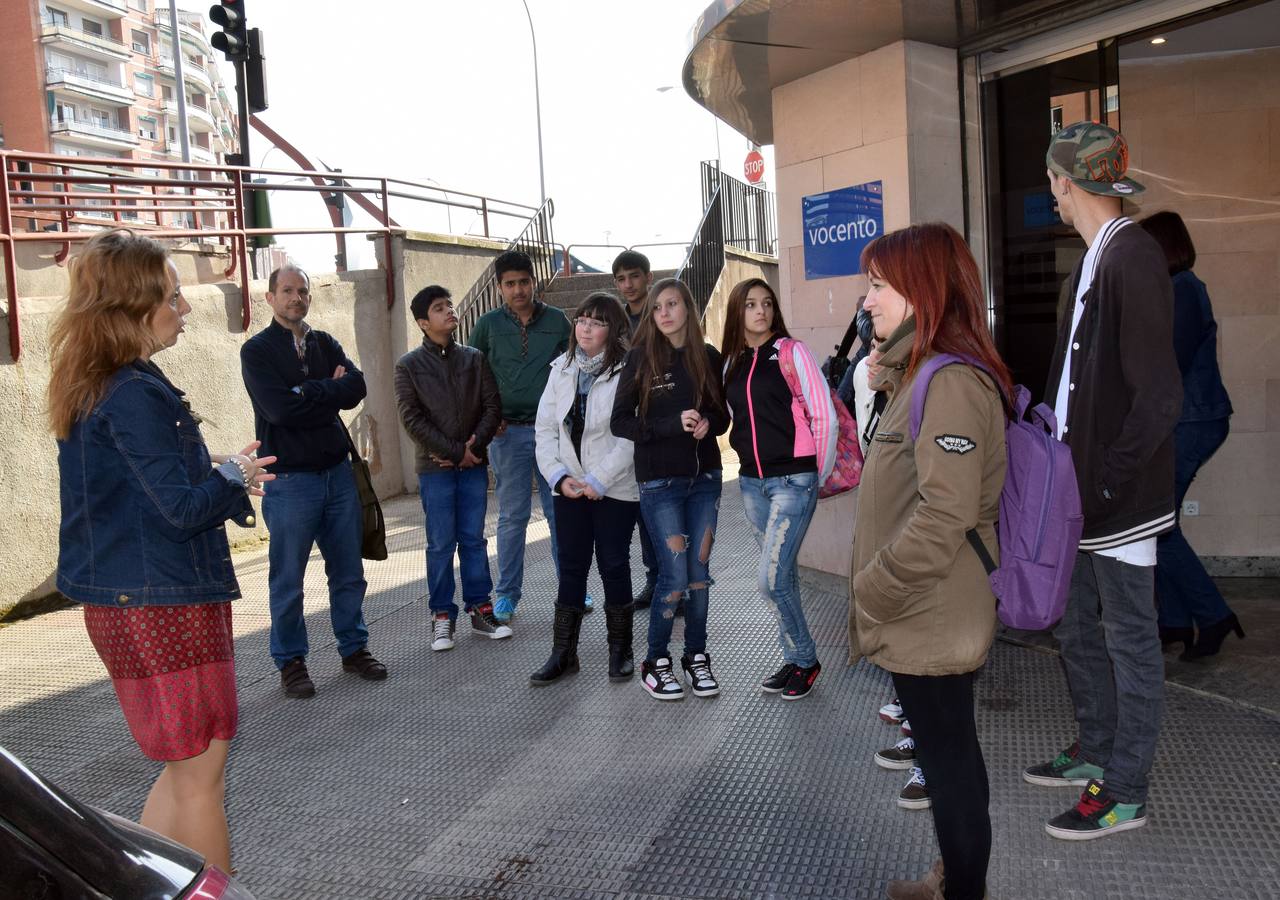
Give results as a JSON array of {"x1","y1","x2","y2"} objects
[{"x1": 801, "y1": 181, "x2": 884, "y2": 279}]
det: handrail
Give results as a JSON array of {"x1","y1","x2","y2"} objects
[
  {"x1": 0, "y1": 149, "x2": 547, "y2": 362},
  {"x1": 676, "y1": 181, "x2": 725, "y2": 319},
  {"x1": 455, "y1": 198, "x2": 556, "y2": 346},
  {"x1": 561, "y1": 242, "x2": 626, "y2": 275},
  {"x1": 44, "y1": 67, "x2": 130, "y2": 90},
  {"x1": 40, "y1": 18, "x2": 130, "y2": 50}
]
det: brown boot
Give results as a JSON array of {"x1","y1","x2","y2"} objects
[{"x1": 885, "y1": 859, "x2": 944, "y2": 900}]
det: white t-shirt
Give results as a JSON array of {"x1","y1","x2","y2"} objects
[{"x1": 1052, "y1": 217, "x2": 1156, "y2": 567}]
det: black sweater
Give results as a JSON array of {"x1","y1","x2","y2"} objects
[
  {"x1": 240, "y1": 319, "x2": 366, "y2": 473},
  {"x1": 611, "y1": 342, "x2": 729, "y2": 482}
]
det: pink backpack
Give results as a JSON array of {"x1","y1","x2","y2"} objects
[{"x1": 776, "y1": 338, "x2": 864, "y2": 499}]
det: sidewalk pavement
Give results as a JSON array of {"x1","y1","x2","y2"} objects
[{"x1": 1, "y1": 475, "x2": 1277, "y2": 899}]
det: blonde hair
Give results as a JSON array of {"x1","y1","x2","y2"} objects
[{"x1": 47, "y1": 230, "x2": 173, "y2": 439}]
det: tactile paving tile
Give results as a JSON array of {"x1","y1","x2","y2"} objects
[{"x1": 2, "y1": 479, "x2": 1278, "y2": 900}]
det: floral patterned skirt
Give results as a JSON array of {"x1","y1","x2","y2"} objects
[{"x1": 83, "y1": 602, "x2": 238, "y2": 762}]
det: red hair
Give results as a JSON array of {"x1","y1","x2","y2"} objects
[{"x1": 860, "y1": 223, "x2": 1013, "y2": 404}]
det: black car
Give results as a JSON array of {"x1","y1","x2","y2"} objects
[{"x1": 1, "y1": 746, "x2": 255, "y2": 899}]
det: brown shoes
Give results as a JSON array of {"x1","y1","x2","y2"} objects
[
  {"x1": 280, "y1": 657, "x2": 316, "y2": 699},
  {"x1": 886, "y1": 860, "x2": 944, "y2": 900},
  {"x1": 341, "y1": 647, "x2": 388, "y2": 681}
]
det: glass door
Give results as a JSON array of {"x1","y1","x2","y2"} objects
[{"x1": 981, "y1": 42, "x2": 1119, "y2": 400}]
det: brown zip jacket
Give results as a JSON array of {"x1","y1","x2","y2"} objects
[{"x1": 848, "y1": 318, "x2": 1007, "y2": 676}]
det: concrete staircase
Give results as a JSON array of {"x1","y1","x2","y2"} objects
[{"x1": 542, "y1": 269, "x2": 677, "y2": 314}]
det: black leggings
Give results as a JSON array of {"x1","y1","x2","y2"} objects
[
  {"x1": 553, "y1": 494, "x2": 638, "y2": 610},
  {"x1": 891, "y1": 670, "x2": 990, "y2": 900}
]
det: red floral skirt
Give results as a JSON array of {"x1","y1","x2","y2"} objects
[{"x1": 83, "y1": 602, "x2": 238, "y2": 762}]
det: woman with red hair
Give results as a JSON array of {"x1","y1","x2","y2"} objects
[{"x1": 849, "y1": 223, "x2": 1011, "y2": 900}]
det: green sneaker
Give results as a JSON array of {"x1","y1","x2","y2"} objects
[
  {"x1": 1023, "y1": 741, "x2": 1105, "y2": 787},
  {"x1": 1045, "y1": 779, "x2": 1147, "y2": 841}
]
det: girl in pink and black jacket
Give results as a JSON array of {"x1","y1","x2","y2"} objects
[{"x1": 721, "y1": 278, "x2": 836, "y2": 700}]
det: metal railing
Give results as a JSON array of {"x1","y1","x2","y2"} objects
[
  {"x1": 701, "y1": 159, "x2": 777, "y2": 257},
  {"x1": 45, "y1": 67, "x2": 131, "y2": 92},
  {"x1": 50, "y1": 118, "x2": 139, "y2": 143},
  {"x1": 455, "y1": 198, "x2": 556, "y2": 346},
  {"x1": 677, "y1": 185, "x2": 725, "y2": 319},
  {"x1": 41, "y1": 18, "x2": 130, "y2": 51},
  {"x1": 0, "y1": 149, "x2": 545, "y2": 361}
]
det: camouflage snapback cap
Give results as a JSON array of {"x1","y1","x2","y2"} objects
[{"x1": 1046, "y1": 121, "x2": 1145, "y2": 196}]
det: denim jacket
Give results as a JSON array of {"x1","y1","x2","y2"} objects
[
  {"x1": 57, "y1": 362, "x2": 253, "y2": 608},
  {"x1": 1172, "y1": 270, "x2": 1233, "y2": 423}
]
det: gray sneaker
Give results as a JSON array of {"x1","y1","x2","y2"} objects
[
  {"x1": 469, "y1": 603, "x2": 513, "y2": 639},
  {"x1": 431, "y1": 613, "x2": 456, "y2": 651},
  {"x1": 875, "y1": 735, "x2": 916, "y2": 770},
  {"x1": 898, "y1": 766, "x2": 931, "y2": 810}
]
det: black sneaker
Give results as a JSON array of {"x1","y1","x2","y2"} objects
[
  {"x1": 469, "y1": 602, "x2": 513, "y2": 639},
  {"x1": 897, "y1": 766, "x2": 930, "y2": 810},
  {"x1": 681, "y1": 652, "x2": 720, "y2": 697},
  {"x1": 875, "y1": 735, "x2": 916, "y2": 770},
  {"x1": 1023, "y1": 741, "x2": 1105, "y2": 787},
  {"x1": 641, "y1": 657, "x2": 684, "y2": 700},
  {"x1": 760, "y1": 663, "x2": 796, "y2": 693},
  {"x1": 431, "y1": 613, "x2": 455, "y2": 651},
  {"x1": 781, "y1": 661, "x2": 821, "y2": 701},
  {"x1": 1045, "y1": 780, "x2": 1148, "y2": 841},
  {"x1": 280, "y1": 656, "x2": 315, "y2": 699}
]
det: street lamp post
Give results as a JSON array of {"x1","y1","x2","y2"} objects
[{"x1": 520, "y1": 0, "x2": 546, "y2": 206}]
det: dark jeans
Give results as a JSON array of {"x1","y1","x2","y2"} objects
[
  {"x1": 418, "y1": 466, "x2": 492, "y2": 620},
  {"x1": 891, "y1": 671, "x2": 989, "y2": 900},
  {"x1": 553, "y1": 495, "x2": 639, "y2": 610},
  {"x1": 262, "y1": 459, "x2": 369, "y2": 668},
  {"x1": 639, "y1": 470, "x2": 722, "y2": 661},
  {"x1": 1053, "y1": 551, "x2": 1164, "y2": 804},
  {"x1": 1156, "y1": 418, "x2": 1232, "y2": 628}
]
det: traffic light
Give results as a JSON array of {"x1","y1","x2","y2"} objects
[
  {"x1": 245, "y1": 28, "x2": 267, "y2": 111},
  {"x1": 209, "y1": 0, "x2": 248, "y2": 61}
]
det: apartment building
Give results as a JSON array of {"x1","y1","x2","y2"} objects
[{"x1": 0, "y1": 0, "x2": 238, "y2": 225}]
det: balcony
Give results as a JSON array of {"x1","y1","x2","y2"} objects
[
  {"x1": 56, "y1": 0, "x2": 127, "y2": 20},
  {"x1": 152, "y1": 10, "x2": 214, "y2": 52},
  {"x1": 50, "y1": 118, "x2": 140, "y2": 149},
  {"x1": 45, "y1": 67, "x2": 135, "y2": 104},
  {"x1": 164, "y1": 100, "x2": 217, "y2": 133},
  {"x1": 40, "y1": 21, "x2": 131, "y2": 62}
]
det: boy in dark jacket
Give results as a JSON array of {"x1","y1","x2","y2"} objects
[
  {"x1": 396, "y1": 285, "x2": 508, "y2": 650},
  {"x1": 1024, "y1": 122, "x2": 1182, "y2": 844}
]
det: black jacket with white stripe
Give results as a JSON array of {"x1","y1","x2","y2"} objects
[{"x1": 1044, "y1": 223, "x2": 1182, "y2": 550}]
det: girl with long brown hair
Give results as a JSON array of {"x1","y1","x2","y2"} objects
[
  {"x1": 610, "y1": 277, "x2": 729, "y2": 701},
  {"x1": 849, "y1": 223, "x2": 1010, "y2": 900},
  {"x1": 49, "y1": 230, "x2": 274, "y2": 875},
  {"x1": 720, "y1": 278, "x2": 836, "y2": 700}
]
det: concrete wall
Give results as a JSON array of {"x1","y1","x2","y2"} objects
[
  {"x1": 0, "y1": 229, "x2": 505, "y2": 617},
  {"x1": 771, "y1": 40, "x2": 964, "y2": 576},
  {"x1": 702, "y1": 246, "x2": 781, "y2": 351},
  {"x1": 1122, "y1": 47, "x2": 1280, "y2": 573}
]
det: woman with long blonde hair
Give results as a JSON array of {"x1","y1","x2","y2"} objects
[
  {"x1": 610, "y1": 278, "x2": 729, "y2": 701},
  {"x1": 49, "y1": 230, "x2": 274, "y2": 874}
]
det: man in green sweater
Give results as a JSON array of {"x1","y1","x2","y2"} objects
[{"x1": 468, "y1": 250, "x2": 571, "y2": 622}]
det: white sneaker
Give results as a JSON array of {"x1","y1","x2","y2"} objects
[
  {"x1": 681, "y1": 652, "x2": 721, "y2": 698},
  {"x1": 879, "y1": 697, "x2": 904, "y2": 724},
  {"x1": 641, "y1": 657, "x2": 684, "y2": 700},
  {"x1": 431, "y1": 614, "x2": 455, "y2": 651}
]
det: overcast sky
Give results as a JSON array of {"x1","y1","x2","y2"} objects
[{"x1": 181, "y1": 0, "x2": 775, "y2": 274}]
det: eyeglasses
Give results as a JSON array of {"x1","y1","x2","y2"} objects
[{"x1": 574, "y1": 317, "x2": 609, "y2": 330}]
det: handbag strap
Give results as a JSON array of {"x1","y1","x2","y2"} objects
[{"x1": 340, "y1": 419, "x2": 360, "y2": 462}]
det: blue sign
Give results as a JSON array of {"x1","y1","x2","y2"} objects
[
  {"x1": 1023, "y1": 191, "x2": 1061, "y2": 229},
  {"x1": 802, "y1": 181, "x2": 883, "y2": 279}
]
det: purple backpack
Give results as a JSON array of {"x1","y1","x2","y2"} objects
[{"x1": 910, "y1": 355, "x2": 1083, "y2": 631}]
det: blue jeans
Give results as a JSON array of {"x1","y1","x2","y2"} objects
[
  {"x1": 639, "y1": 470, "x2": 722, "y2": 661},
  {"x1": 419, "y1": 466, "x2": 493, "y2": 620},
  {"x1": 262, "y1": 459, "x2": 369, "y2": 669},
  {"x1": 1052, "y1": 551, "x2": 1164, "y2": 804},
  {"x1": 489, "y1": 424, "x2": 557, "y2": 602},
  {"x1": 740, "y1": 471, "x2": 820, "y2": 667},
  {"x1": 1156, "y1": 419, "x2": 1232, "y2": 628}
]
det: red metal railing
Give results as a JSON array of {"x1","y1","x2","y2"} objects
[{"x1": 0, "y1": 149, "x2": 541, "y2": 361}]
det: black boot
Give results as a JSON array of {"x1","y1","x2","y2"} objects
[
  {"x1": 632, "y1": 576, "x2": 656, "y2": 613},
  {"x1": 605, "y1": 604, "x2": 635, "y2": 681},
  {"x1": 529, "y1": 606, "x2": 583, "y2": 686},
  {"x1": 1159, "y1": 625, "x2": 1194, "y2": 654},
  {"x1": 1181, "y1": 613, "x2": 1245, "y2": 661}
]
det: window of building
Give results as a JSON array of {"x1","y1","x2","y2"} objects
[
  {"x1": 135, "y1": 73, "x2": 154, "y2": 97},
  {"x1": 80, "y1": 18, "x2": 103, "y2": 36},
  {"x1": 47, "y1": 7, "x2": 69, "y2": 26},
  {"x1": 131, "y1": 29, "x2": 149, "y2": 55},
  {"x1": 161, "y1": 84, "x2": 173, "y2": 100},
  {"x1": 138, "y1": 116, "x2": 157, "y2": 140},
  {"x1": 132, "y1": 0, "x2": 148, "y2": 11}
]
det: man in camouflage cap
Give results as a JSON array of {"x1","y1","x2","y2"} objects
[{"x1": 1023, "y1": 122, "x2": 1183, "y2": 843}]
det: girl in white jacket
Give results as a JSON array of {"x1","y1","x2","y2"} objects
[{"x1": 531, "y1": 293, "x2": 638, "y2": 685}]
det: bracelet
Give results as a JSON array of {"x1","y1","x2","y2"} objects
[{"x1": 230, "y1": 456, "x2": 251, "y2": 488}]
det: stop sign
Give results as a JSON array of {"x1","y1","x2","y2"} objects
[{"x1": 743, "y1": 149, "x2": 765, "y2": 184}]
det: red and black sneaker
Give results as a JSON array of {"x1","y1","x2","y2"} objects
[
  {"x1": 781, "y1": 661, "x2": 821, "y2": 701},
  {"x1": 1045, "y1": 779, "x2": 1148, "y2": 841}
]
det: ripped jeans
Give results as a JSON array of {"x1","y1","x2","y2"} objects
[
  {"x1": 739, "y1": 471, "x2": 819, "y2": 667},
  {"x1": 638, "y1": 470, "x2": 722, "y2": 662}
]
